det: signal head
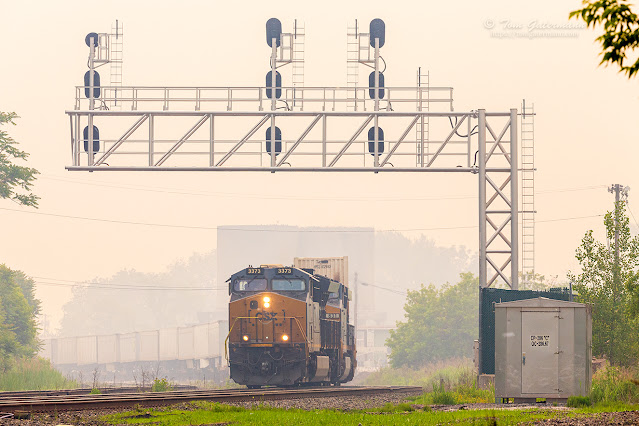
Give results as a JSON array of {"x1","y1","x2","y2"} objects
[
  {"x1": 85, "y1": 32, "x2": 99, "y2": 47},
  {"x1": 369, "y1": 19, "x2": 385, "y2": 47},
  {"x1": 266, "y1": 18, "x2": 282, "y2": 47}
]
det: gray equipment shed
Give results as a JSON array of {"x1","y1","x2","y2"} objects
[{"x1": 494, "y1": 298, "x2": 591, "y2": 403}]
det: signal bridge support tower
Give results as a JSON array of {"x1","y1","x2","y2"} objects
[{"x1": 67, "y1": 18, "x2": 534, "y2": 291}]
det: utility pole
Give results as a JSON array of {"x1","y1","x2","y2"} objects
[
  {"x1": 608, "y1": 184, "x2": 630, "y2": 269},
  {"x1": 607, "y1": 183, "x2": 629, "y2": 361}
]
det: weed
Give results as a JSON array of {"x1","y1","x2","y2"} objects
[
  {"x1": 90, "y1": 388, "x2": 101, "y2": 395},
  {"x1": 591, "y1": 366, "x2": 639, "y2": 404},
  {"x1": 567, "y1": 395, "x2": 591, "y2": 407},
  {"x1": 376, "y1": 402, "x2": 415, "y2": 413},
  {"x1": 151, "y1": 377, "x2": 173, "y2": 392}
]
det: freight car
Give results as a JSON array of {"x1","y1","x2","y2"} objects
[{"x1": 226, "y1": 265, "x2": 356, "y2": 387}]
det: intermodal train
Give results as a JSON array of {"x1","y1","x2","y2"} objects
[{"x1": 226, "y1": 265, "x2": 356, "y2": 387}]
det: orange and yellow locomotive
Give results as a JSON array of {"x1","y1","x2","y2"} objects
[{"x1": 226, "y1": 265, "x2": 356, "y2": 387}]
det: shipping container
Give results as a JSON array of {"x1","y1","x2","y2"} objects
[
  {"x1": 159, "y1": 327, "x2": 178, "y2": 360},
  {"x1": 193, "y1": 324, "x2": 210, "y2": 359},
  {"x1": 97, "y1": 334, "x2": 118, "y2": 364},
  {"x1": 56, "y1": 337, "x2": 78, "y2": 365},
  {"x1": 209, "y1": 320, "x2": 228, "y2": 358},
  {"x1": 178, "y1": 326, "x2": 195, "y2": 360},
  {"x1": 119, "y1": 332, "x2": 138, "y2": 363},
  {"x1": 293, "y1": 256, "x2": 349, "y2": 286},
  {"x1": 139, "y1": 330, "x2": 159, "y2": 361},
  {"x1": 77, "y1": 336, "x2": 98, "y2": 365}
]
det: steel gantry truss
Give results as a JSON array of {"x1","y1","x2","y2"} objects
[
  {"x1": 66, "y1": 106, "x2": 521, "y2": 289},
  {"x1": 67, "y1": 19, "x2": 528, "y2": 290}
]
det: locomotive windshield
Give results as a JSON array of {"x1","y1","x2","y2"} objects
[
  {"x1": 233, "y1": 278, "x2": 267, "y2": 292},
  {"x1": 272, "y1": 278, "x2": 306, "y2": 291}
]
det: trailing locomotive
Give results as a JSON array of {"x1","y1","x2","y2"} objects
[{"x1": 226, "y1": 265, "x2": 356, "y2": 387}]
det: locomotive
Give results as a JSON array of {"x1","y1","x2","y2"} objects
[{"x1": 226, "y1": 265, "x2": 356, "y2": 387}]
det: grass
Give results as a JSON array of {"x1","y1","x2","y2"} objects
[
  {"x1": 363, "y1": 358, "x2": 475, "y2": 388},
  {"x1": 99, "y1": 361, "x2": 639, "y2": 426},
  {"x1": 567, "y1": 395, "x2": 591, "y2": 407},
  {"x1": 101, "y1": 400, "x2": 639, "y2": 426},
  {"x1": 365, "y1": 358, "x2": 494, "y2": 404},
  {"x1": 103, "y1": 403, "x2": 559, "y2": 425},
  {"x1": 0, "y1": 357, "x2": 78, "y2": 391},
  {"x1": 590, "y1": 365, "x2": 639, "y2": 404}
]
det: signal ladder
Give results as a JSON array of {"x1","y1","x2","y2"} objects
[
  {"x1": 416, "y1": 68, "x2": 430, "y2": 166},
  {"x1": 291, "y1": 20, "x2": 305, "y2": 110},
  {"x1": 346, "y1": 21, "x2": 360, "y2": 111},
  {"x1": 109, "y1": 20, "x2": 124, "y2": 110},
  {"x1": 520, "y1": 100, "x2": 536, "y2": 288}
]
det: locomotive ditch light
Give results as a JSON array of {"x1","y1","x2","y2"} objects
[
  {"x1": 242, "y1": 335, "x2": 250, "y2": 341},
  {"x1": 281, "y1": 334, "x2": 289, "y2": 342}
]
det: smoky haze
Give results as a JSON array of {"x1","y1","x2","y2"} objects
[{"x1": 58, "y1": 228, "x2": 475, "y2": 337}]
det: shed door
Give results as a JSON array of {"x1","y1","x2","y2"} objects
[{"x1": 521, "y1": 311, "x2": 559, "y2": 394}]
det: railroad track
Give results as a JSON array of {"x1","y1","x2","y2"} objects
[
  {"x1": 0, "y1": 385, "x2": 196, "y2": 399},
  {"x1": 0, "y1": 386, "x2": 422, "y2": 414}
]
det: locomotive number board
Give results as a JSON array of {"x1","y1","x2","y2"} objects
[
  {"x1": 277, "y1": 268, "x2": 292, "y2": 274},
  {"x1": 247, "y1": 268, "x2": 262, "y2": 274}
]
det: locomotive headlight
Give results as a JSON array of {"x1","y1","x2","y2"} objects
[
  {"x1": 242, "y1": 335, "x2": 249, "y2": 341},
  {"x1": 263, "y1": 296, "x2": 271, "y2": 308},
  {"x1": 264, "y1": 302, "x2": 270, "y2": 308},
  {"x1": 282, "y1": 334, "x2": 289, "y2": 341}
]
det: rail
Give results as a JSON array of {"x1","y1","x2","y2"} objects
[{"x1": 0, "y1": 386, "x2": 423, "y2": 413}]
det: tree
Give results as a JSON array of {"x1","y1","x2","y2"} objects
[
  {"x1": 568, "y1": 201, "x2": 639, "y2": 364},
  {"x1": 0, "y1": 265, "x2": 40, "y2": 372},
  {"x1": 386, "y1": 272, "x2": 478, "y2": 368},
  {"x1": 0, "y1": 112, "x2": 39, "y2": 207},
  {"x1": 570, "y1": 0, "x2": 639, "y2": 78},
  {"x1": 59, "y1": 251, "x2": 218, "y2": 337}
]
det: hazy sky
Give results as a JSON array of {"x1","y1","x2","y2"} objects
[{"x1": 1, "y1": 0, "x2": 638, "y2": 330}]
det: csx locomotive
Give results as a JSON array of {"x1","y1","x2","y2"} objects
[{"x1": 226, "y1": 265, "x2": 356, "y2": 387}]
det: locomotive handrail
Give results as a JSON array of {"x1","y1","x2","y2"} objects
[{"x1": 224, "y1": 316, "x2": 309, "y2": 366}]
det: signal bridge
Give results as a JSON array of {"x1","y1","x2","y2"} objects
[{"x1": 66, "y1": 18, "x2": 533, "y2": 290}]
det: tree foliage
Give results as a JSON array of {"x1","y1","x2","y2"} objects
[
  {"x1": 0, "y1": 112, "x2": 39, "y2": 207},
  {"x1": 0, "y1": 265, "x2": 41, "y2": 372},
  {"x1": 568, "y1": 202, "x2": 639, "y2": 365},
  {"x1": 570, "y1": 0, "x2": 639, "y2": 78},
  {"x1": 59, "y1": 251, "x2": 218, "y2": 337},
  {"x1": 386, "y1": 272, "x2": 478, "y2": 369}
]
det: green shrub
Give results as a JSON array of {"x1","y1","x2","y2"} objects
[
  {"x1": 90, "y1": 388, "x2": 101, "y2": 395},
  {"x1": 567, "y1": 395, "x2": 591, "y2": 407},
  {"x1": 151, "y1": 377, "x2": 172, "y2": 392}
]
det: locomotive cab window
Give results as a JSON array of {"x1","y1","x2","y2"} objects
[
  {"x1": 272, "y1": 278, "x2": 306, "y2": 291},
  {"x1": 327, "y1": 282, "x2": 341, "y2": 305},
  {"x1": 233, "y1": 278, "x2": 267, "y2": 292}
]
